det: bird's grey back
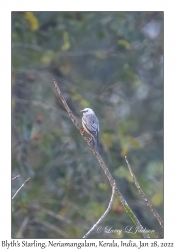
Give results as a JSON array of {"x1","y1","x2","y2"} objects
[{"x1": 82, "y1": 114, "x2": 99, "y2": 138}]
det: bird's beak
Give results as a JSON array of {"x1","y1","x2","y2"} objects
[{"x1": 80, "y1": 110, "x2": 84, "y2": 112}]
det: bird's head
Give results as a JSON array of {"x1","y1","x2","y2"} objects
[{"x1": 80, "y1": 108, "x2": 95, "y2": 115}]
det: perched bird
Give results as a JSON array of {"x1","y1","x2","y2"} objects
[{"x1": 80, "y1": 108, "x2": 99, "y2": 149}]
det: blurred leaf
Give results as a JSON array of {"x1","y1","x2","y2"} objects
[
  {"x1": 62, "y1": 31, "x2": 71, "y2": 51},
  {"x1": 121, "y1": 145, "x2": 129, "y2": 156},
  {"x1": 95, "y1": 51, "x2": 106, "y2": 60},
  {"x1": 118, "y1": 39, "x2": 131, "y2": 50},
  {"x1": 114, "y1": 166, "x2": 132, "y2": 182},
  {"x1": 41, "y1": 50, "x2": 54, "y2": 64},
  {"x1": 147, "y1": 161, "x2": 163, "y2": 176},
  {"x1": 151, "y1": 192, "x2": 163, "y2": 206},
  {"x1": 58, "y1": 206, "x2": 69, "y2": 216},
  {"x1": 127, "y1": 136, "x2": 140, "y2": 149},
  {"x1": 70, "y1": 87, "x2": 90, "y2": 108},
  {"x1": 24, "y1": 12, "x2": 39, "y2": 31},
  {"x1": 98, "y1": 182, "x2": 108, "y2": 191},
  {"x1": 101, "y1": 132, "x2": 113, "y2": 148},
  {"x1": 86, "y1": 202, "x2": 106, "y2": 218},
  {"x1": 60, "y1": 64, "x2": 71, "y2": 75}
]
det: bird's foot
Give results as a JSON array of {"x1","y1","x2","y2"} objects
[
  {"x1": 80, "y1": 129, "x2": 85, "y2": 135},
  {"x1": 87, "y1": 137, "x2": 93, "y2": 145}
]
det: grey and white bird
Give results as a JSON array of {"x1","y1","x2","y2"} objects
[{"x1": 80, "y1": 108, "x2": 99, "y2": 149}]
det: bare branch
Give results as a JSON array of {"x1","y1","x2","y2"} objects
[
  {"x1": 125, "y1": 156, "x2": 163, "y2": 229},
  {"x1": 12, "y1": 177, "x2": 30, "y2": 200},
  {"x1": 12, "y1": 175, "x2": 20, "y2": 181},
  {"x1": 53, "y1": 79, "x2": 151, "y2": 239},
  {"x1": 83, "y1": 181, "x2": 116, "y2": 238}
]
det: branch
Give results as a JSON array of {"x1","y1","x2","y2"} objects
[
  {"x1": 125, "y1": 156, "x2": 163, "y2": 229},
  {"x1": 83, "y1": 181, "x2": 116, "y2": 238},
  {"x1": 53, "y1": 79, "x2": 150, "y2": 239},
  {"x1": 12, "y1": 175, "x2": 20, "y2": 181},
  {"x1": 12, "y1": 177, "x2": 30, "y2": 200}
]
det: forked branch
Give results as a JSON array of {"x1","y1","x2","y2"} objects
[{"x1": 53, "y1": 79, "x2": 150, "y2": 239}]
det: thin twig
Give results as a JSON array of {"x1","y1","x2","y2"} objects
[
  {"x1": 12, "y1": 177, "x2": 30, "y2": 200},
  {"x1": 33, "y1": 218, "x2": 68, "y2": 238},
  {"x1": 83, "y1": 181, "x2": 116, "y2": 238},
  {"x1": 54, "y1": 79, "x2": 82, "y2": 131},
  {"x1": 31, "y1": 203, "x2": 90, "y2": 231},
  {"x1": 12, "y1": 175, "x2": 20, "y2": 181},
  {"x1": 53, "y1": 79, "x2": 150, "y2": 239},
  {"x1": 31, "y1": 203, "x2": 72, "y2": 225},
  {"x1": 14, "y1": 97, "x2": 68, "y2": 118},
  {"x1": 16, "y1": 216, "x2": 29, "y2": 238},
  {"x1": 125, "y1": 156, "x2": 163, "y2": 228}
]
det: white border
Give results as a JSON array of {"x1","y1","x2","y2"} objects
[{"x1": 1, "y1": 0, "x2": 175, "y2": 246}]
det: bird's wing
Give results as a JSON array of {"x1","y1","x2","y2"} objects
[{"x1": 82, "y1": 114, "x2": 99, "y2": 138}]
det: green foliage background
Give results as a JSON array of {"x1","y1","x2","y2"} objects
[{"x1": 12, "y1": 12, "x2": 163, "y2": 238}]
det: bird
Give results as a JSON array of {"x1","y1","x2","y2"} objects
[{"x1": 80, "y1": 108, "x2": 99, "y2": 149}]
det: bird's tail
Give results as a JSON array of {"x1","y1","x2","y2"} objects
[{"x1": 92, "y1": 136, "x2": 98, "y2": 151}]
